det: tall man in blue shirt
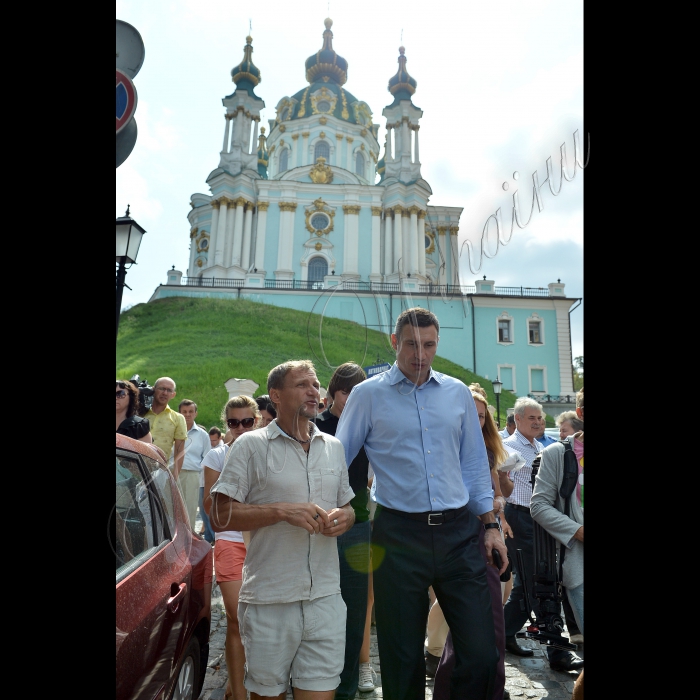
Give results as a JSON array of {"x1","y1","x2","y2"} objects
[{"x1": 337, "y1": 307, "x2": 509, "y2": 700}]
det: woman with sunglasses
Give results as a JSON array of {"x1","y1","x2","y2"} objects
[
  {"x1": 116, "y1": 380, "x2": 152, "y2": 443},
  {"x1": 203, "y1": 395, "x2": 261, "y2": 700}
]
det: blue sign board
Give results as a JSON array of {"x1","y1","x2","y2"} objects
[{"x1": 364, "y1": 362, "x2": 391, "y2": 377}]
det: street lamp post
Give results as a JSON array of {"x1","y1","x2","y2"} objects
[
  {"x1": 116, "y1": 206, "x2": 146, "y2": 344},
  {"x1": 492, "y1": 377, "x2": 503, "y2": 428}
]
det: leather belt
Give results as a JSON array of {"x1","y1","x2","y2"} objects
[
  {"x1": 379, "y1": 504, "x2": 468, "y2": 525},
  {"x1": 508, "y1": 504, "x2": 530, "y2": 513}
]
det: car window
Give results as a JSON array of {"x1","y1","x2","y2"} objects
[
  {"x1": 141, "y1": 454, "x2": 176, "y2": 538},
  {"x1": 115, "y1": 451, "x2": 168, "y2": 580}
]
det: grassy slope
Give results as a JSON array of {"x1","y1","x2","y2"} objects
[{"x1": 116, "y1": 297, "x2": 523, "y2": 430}]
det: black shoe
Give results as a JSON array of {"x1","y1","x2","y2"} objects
[
  {"x1": 505, "y1": 637, "x2": 534, "y2": 657},
  {"x1": 550, "y1": 654, "x2": 584, "y2": 672},
  {"x1": 503, "y1": 691, "x2": 511, "y2": 700},
  {"x1": 425, "y1": 651, "x2": 440, "y2": 678}
]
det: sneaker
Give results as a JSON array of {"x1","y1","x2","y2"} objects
[
  {"x1": 569, "y1": 633, "x2": 584, "y2": 644},
  {"x1": 358, "y1": 662, "x2": 377, "y2": 692}
]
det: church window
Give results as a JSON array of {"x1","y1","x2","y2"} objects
[
  {"x1": 498, "y1": 319, "x2": 512, "y2": 344},
  {"x1": 529, "y1": 367, "x2": 546, "y2": 394},
  {"x1": 309, "y1": 256, "x2": 328, "y2": 288},
  {"x1": 355, "y1": 152, "x2": 364, "y2": 176},
  {"x1": 314, "y1": 141, "x2": 330, "y2": 162},
  {"x1": 425, "y1": 235, "x2": 430, "y2": 249},
  {"x1": 199, "y1": 238, "x2": 208, "y2": 250},
  {"x1": 279, "y1": 148, "x2": 288, "y2": 173},
  {"x1": 317, "y1": 100, "x2": 331, "y2": 113},
  {"x1": 529, "y1": 320, "x2": 542, "y2": 344},
  {"x1": 311, "y1": 213, "x2": 330, "y2": 231}
]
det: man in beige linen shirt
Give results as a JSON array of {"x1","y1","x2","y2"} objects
[{"x1": 210, "y1": 360, "x2": 355, "y2": 700}]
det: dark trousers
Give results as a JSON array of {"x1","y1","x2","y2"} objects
[
  {"x1": 372, "y1": 506, "x2": 498, "y2": 700},
  {"x1": 433, "y1": 525, "x2": 506, "y2": 700},
  {"x1": 336, "y1": 520, "x2": 371, "y2": 700},
  {"x1": 502, "y1": 504, "x2": 571, "y2": 664}
]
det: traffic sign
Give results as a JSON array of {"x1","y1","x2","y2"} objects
[
  {"x1": 116, "y1": 20, "x2": 145, "y2": 79},
  {"x1": 363, "y1": 362, "x2": 392, "y2": 377},
  {"x1": 116, "y1": 117, "x2": 138, "y2": 168},
  {"x1": 116, "y1": 69, "x2": 138, "y2": 135}
]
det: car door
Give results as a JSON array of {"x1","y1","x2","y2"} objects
[{"x1": 115, "y1": 448, "x2": 192, "y2": 700}]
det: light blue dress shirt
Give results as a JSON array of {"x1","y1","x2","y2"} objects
[
  {"x1": 181, "y1": 423, "x2": 211, "y2": 472},
  {"x1": 336, "y1": 363, "x2": 494, "y2": 515}
]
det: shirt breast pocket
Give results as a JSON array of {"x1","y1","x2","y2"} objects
[{"x1": 320, "y1": 468, "x2": 341, "y2": 505}]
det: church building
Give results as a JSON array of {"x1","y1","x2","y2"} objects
[{"x1": 150, "y1": 19, "x2": 580, "y2": 400}]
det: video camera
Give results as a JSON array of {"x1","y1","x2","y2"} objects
[{"x1": 129, "y1": 374, "x2": 154, "y2": 415}]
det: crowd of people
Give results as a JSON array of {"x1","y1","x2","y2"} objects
[{"x1": 116, "y1": 306, "x2": 584, "y2": 700}]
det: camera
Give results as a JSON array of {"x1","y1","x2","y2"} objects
[{"x1": 129, "y1": 374, "x2": 154, "y2": 415}]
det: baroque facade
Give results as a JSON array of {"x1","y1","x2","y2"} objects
[{"x1": 150, "y1": 19, "x2": 580, "y2": 399}]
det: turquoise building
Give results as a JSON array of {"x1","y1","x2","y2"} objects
[{"x1": 149, "y1": 19, "x2": 581, "y2": 399}]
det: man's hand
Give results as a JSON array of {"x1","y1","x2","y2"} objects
[
  {"x1": 500, "y1": 513, "x2": 514, "y2": 540},
  {"x1": 484, "y1": 528, "x2": 509, "y2": 575},
  {"x1": 322, "y1": 503, "x2": 355, "y2": 538},
  {"x1": 573, "y1": 526, "x2": 583, "y2": 542},
  {"x1": 281, "y1": 503, "x2": 331, "y2": 534}
]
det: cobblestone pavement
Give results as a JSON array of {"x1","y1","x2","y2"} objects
[
  {"x1": 198, "y1": 579, "x2": 582, "y2": 700},
  {"x1": 194, "y1": 513, "x2": 581, "y2": 700}
]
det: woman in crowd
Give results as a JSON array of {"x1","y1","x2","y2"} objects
[
  {"x1": 555, "y1": 410, "x2": 584, "y2": 440},
  {"x1": 116, "y1": 380, "x2": 152, "y2": 443},
  {"x1": 432, "y1": 384, "x2": 512, "y2": 700},
  {"x1": 255, "y1": 394, "x2": 277, "y2": 427},
  {"x1": 203, "y1": 396, "x2": 260, "y2": 700}
]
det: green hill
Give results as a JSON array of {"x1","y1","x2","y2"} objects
[{"x1": 116, "y1": 297, "x2": 522, "y2": 430}]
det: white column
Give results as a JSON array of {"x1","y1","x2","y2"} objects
[
  {"x1": 450, "y1": 227, "x2": 460, "y2": 285},
  {"x1": 302, "y1": 132, "x2": 309, "y2": 167},
  {"x1": 402, "y1": 119, "x2": 410, "y2": 158},
  {"x1": 241, "y1": 202, "x2": 253, "y2": 270},
  {"x1": 251, "y1": 118, "x2": 259, "y2": 155},
  {"x1": 383, "y1": 210, "x2": 393, "y2": 276},
  {"x1": 291, "y1": 134, "x2": 299, "y2": 167},
  {"x1": 254, "y1": 202, "x2": 269, "y2": 271},
  {"x1": 414, "y1": 126, "x2": 420, "y2": 164},
  {"x1": 222, "y1": 115, "x2": 231, "y2": 152},
  {"x1": 409, "y1": 207, "x2": 419, "y2": 274},
  {"x1": 418, "y1": 212, "x2": 427, "y2": 277},
  {"x1": 371, "y1": 208, "x2": 381, "y2": 278},
  {"x1": 347, "y1": 137, "x2": 354, "y2": 170},
  {"x1": 188, "y1": 228, "x2": 198, "y2": 273},
  {"x1": 223, "y1": 199, "x2": 235, "y2": 267},
  {"x1": 393, "y1": 206, "x2": 403, "y2": 273},
  {"x1": 387, "y1": 127, "x2": 394, "y2": 161},
  {"x1": 213, "y1": 199, "x2": 228, "y2": 267},
  {"x1": 342, "y1": 205, "x2": 360, "y2": 276},
  {"x1": 438, "y1": 227, "x2": 447, "y2": 285},
  {"x1": 402, "y1": 211, "x2": 411, "y2": 273},
  {"x1": 231, "y1": 199, "x2": 245, "y2": 267},
  {"x1": 276, "y1": 202, "x2": 297, "y2": 273},
  {"x1": 233, "y1": 110, "x2": 243, "y2": 148},
  {"x1": 208, "y1": 203, "x2": 220, "y2": 269}
]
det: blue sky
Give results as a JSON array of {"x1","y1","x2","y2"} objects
[{"x1": 116, "y1": 0, "x2": 583, "y2": 361}]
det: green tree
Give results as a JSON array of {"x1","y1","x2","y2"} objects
[{"x1": 573, "y1": 355, "x2": 583, "y2": 391}]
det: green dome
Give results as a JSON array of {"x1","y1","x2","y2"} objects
[
  {"x1": 387, "y1": 46, "x2": 417, "y2": 102},
  {"x1": 231, "y1": 36, "x2": 261, "y2": 95},
  {"x1": 304, "y1": 18, "x2": 348, "y2": 86}
]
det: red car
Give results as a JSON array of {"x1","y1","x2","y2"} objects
[{"x1": 115, "y1": 434, "x2": 212, "y2": 700}]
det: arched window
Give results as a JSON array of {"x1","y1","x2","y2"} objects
[
  {"x1": 355, "y1": 151, "x2": 365, "y2": 176},
  {"x1": 314, "y1": 141, "x2": 330, "y2": 162},
  {"x1": 279, "y1": 148, "x2": 288, "y2": 173},
  {"x1": 309, "y1": 256, "x2": 328, "y2": 288}
]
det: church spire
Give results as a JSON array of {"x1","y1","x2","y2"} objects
[
  {"x1": 231, "y1": 35, "x2": 261, "y2": 95},
  {"x1": 304, "y1": 18, "x2": 349, "y2": 85},
  {"x1": 387, "y1": 46, "x2": 417, "y2": 103}
]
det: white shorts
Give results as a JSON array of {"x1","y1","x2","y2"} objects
[{"x1": 238, "y1": 593, "x2": 346, "y2": 695}]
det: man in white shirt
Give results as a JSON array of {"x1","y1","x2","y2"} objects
[{"x1": 175, "y1": 400, "x2": 211, "y2": 529}]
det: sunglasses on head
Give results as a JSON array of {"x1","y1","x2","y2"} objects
[
  {"x1": 116, "y1": 390, "x2": 128, "y2": 399},
  {"x1": 227, "y1": 417, "x2": 255, "y2": 429}
]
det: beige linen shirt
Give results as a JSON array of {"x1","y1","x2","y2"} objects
[{"x1": 210, "y1": 421, "x2": 354, "y2": 604}]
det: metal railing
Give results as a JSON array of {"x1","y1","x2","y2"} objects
[
  {"x1": 527, "y1": 394, "x2": 577, "y2": 403},
  {"x1": 178, "y1": 277, "x2": 556, "y2": 297}
]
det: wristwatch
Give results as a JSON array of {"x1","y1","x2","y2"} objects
[{"x1": 483, "y1": 522, "x2": 500, "y2": 531}]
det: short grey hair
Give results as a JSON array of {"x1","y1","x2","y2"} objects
[
  {"x1": 555, "y1": 410, "x2": 584, "y2": 432},
  {"x1": 513, "y1": 397, "x2": 543, "y2": 418},
  {"x1": 267, "y1": 360, "x2": 317, "y2": 407}
]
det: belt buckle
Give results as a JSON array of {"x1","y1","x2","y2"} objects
[{"x1": 428, "y1": 512, "x2": 444, "y2": 525}]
